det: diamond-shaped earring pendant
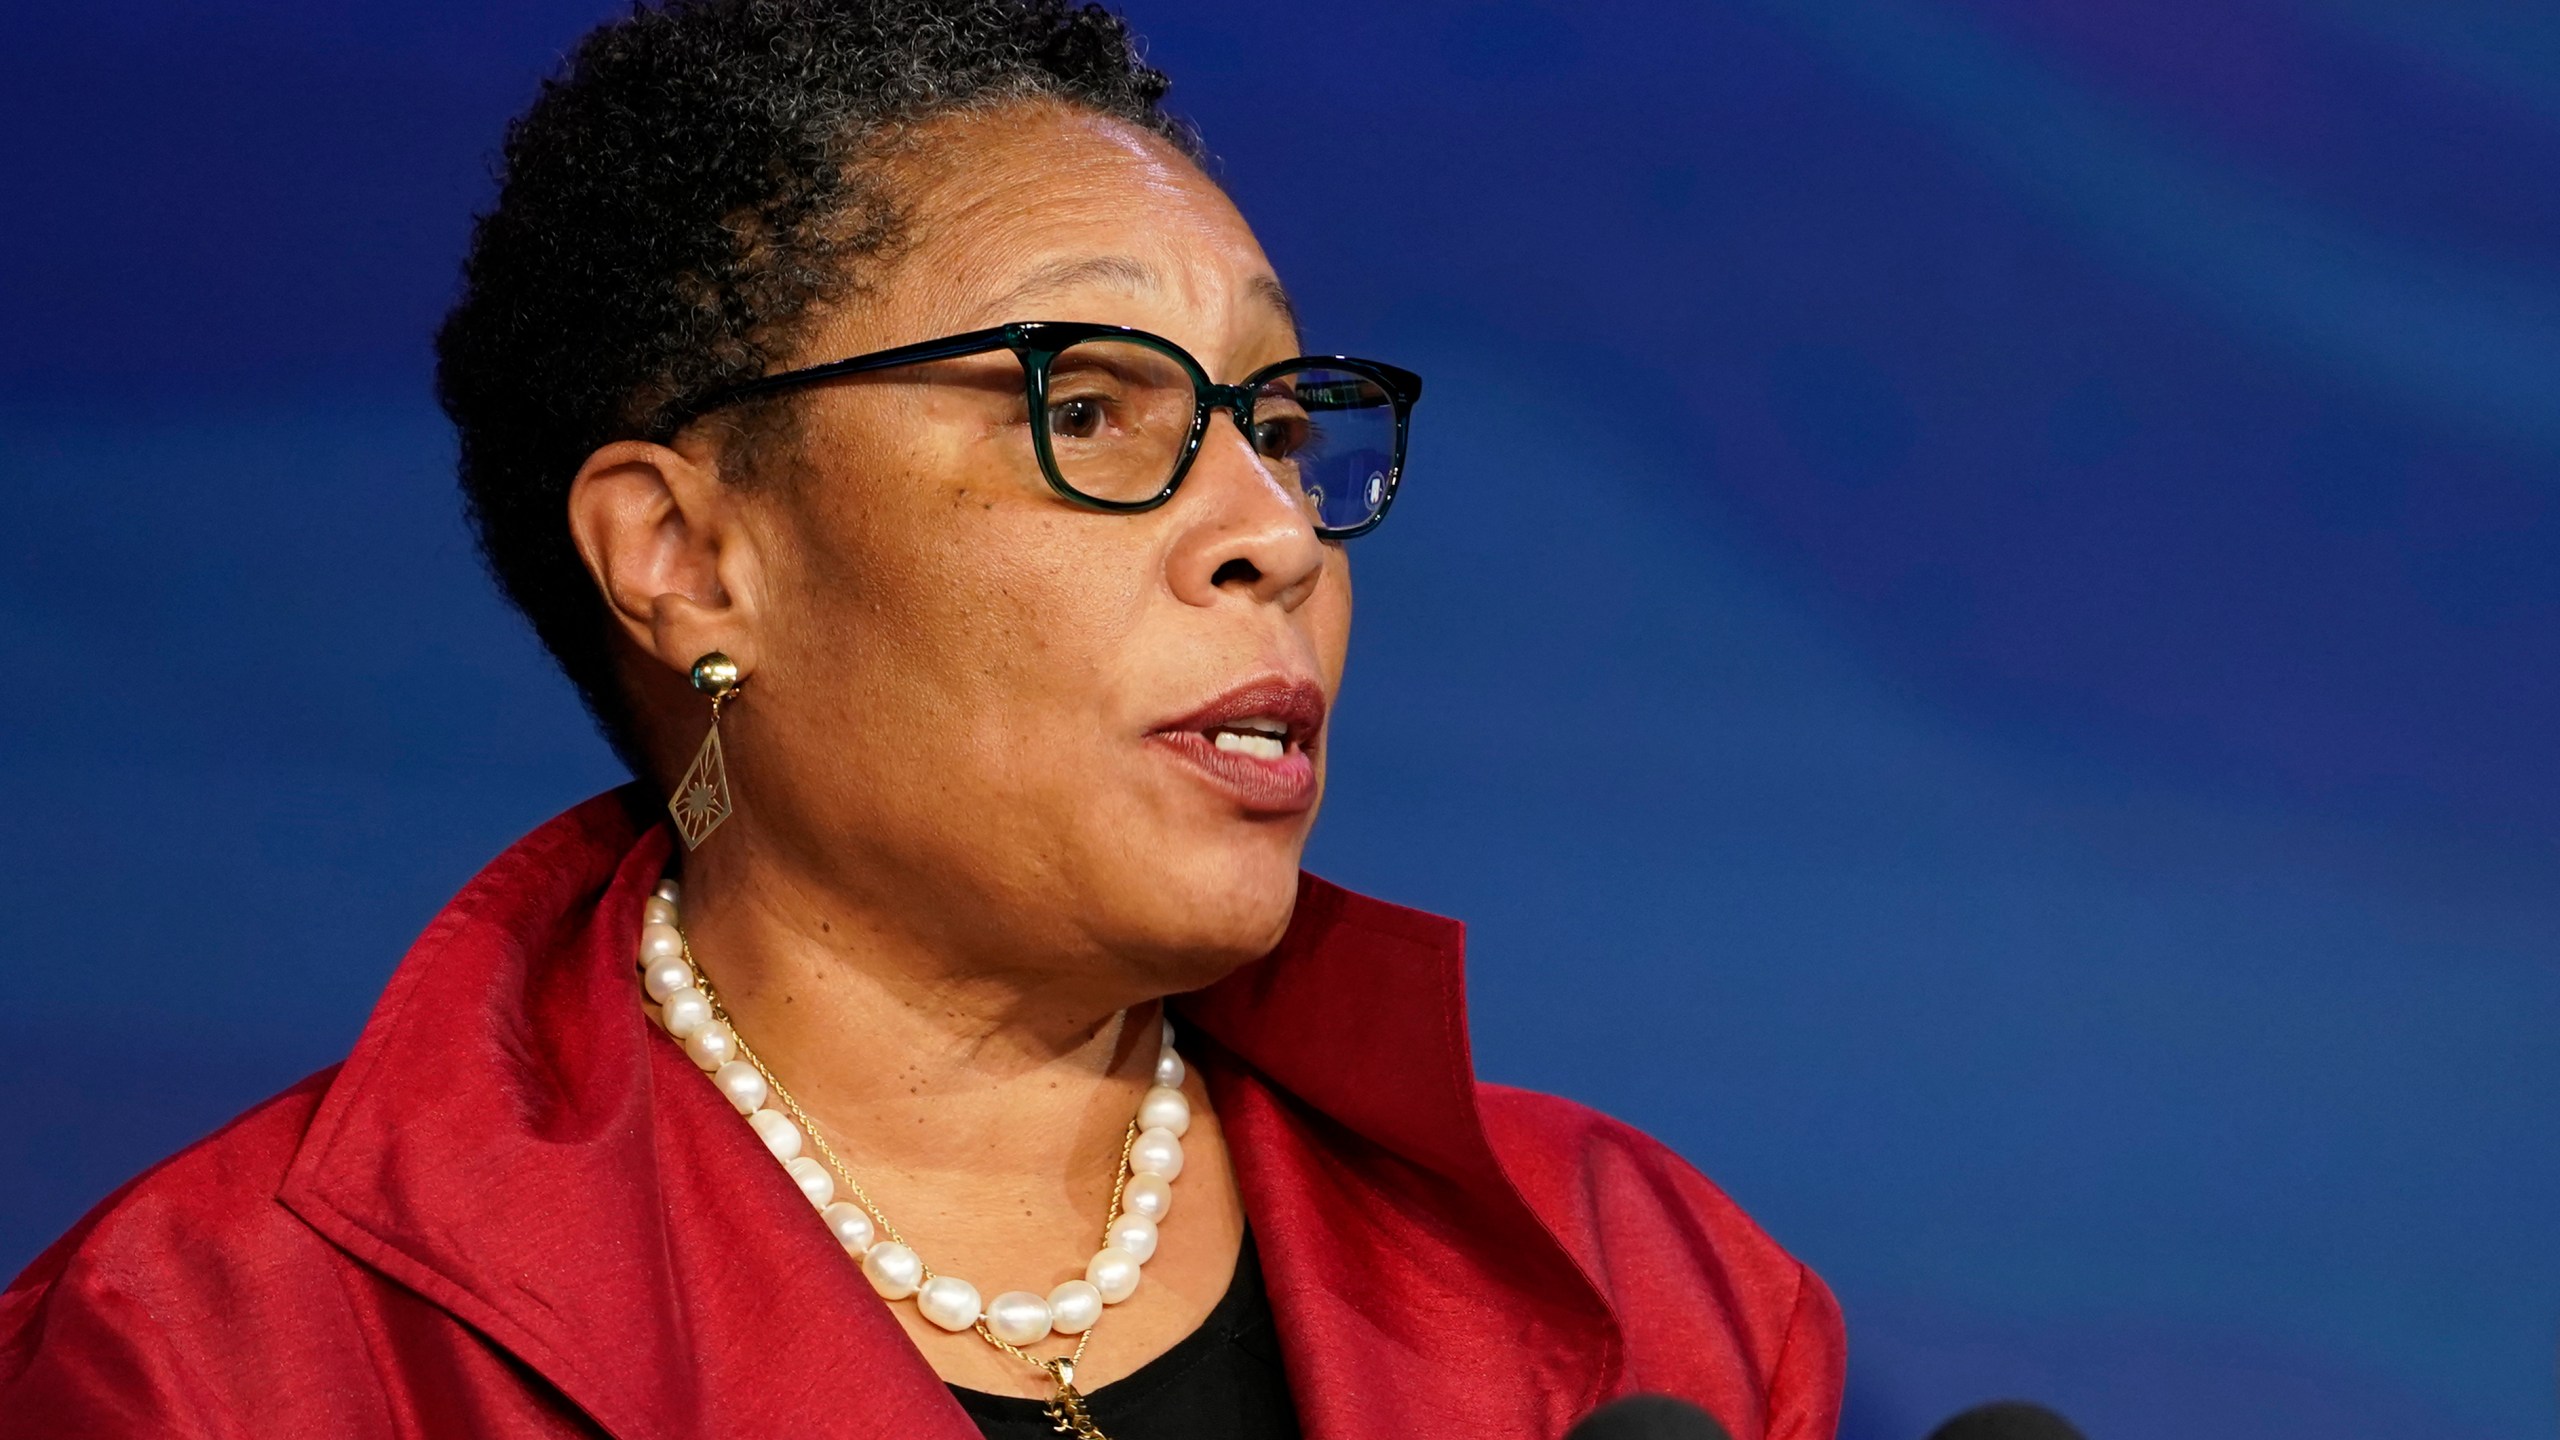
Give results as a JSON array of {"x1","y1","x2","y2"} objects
[
  {"x1": 670, "y1": 719, "x2": 734, "y2": 849},
  {"x1": 671, "y1": 652, "x2": 745, "y2": 849}
]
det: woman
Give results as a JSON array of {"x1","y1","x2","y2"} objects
[{"x1": 0, "y1": 3, "x2": 1842, "y2": 1437}]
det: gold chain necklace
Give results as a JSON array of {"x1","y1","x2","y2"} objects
[
  {"x1": 708, "y1": 974, "x2": 1132, "y2": 1438},
  {"x1": 639, "y1": 887, "x2": 1192, "y2": 1440},
  {"x1": 710, "y1": 978, "x2": 1131, "y2": 1438}
]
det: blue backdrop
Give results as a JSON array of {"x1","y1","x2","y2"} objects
[{"x1": 5, "y1": 3, "x2": 2554, "y2": 1436}]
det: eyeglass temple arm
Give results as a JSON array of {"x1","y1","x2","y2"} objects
[{"x1": 666, "y1": 324, "x2": 1024, "y2": 431}]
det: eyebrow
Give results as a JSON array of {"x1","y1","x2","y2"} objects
[
  {"x1": 1248, "y1": 274, "x2": 1301, "y2": 337},
  {"x1": 992, "y1": 255, "x2": 1301, "y2": 340}
]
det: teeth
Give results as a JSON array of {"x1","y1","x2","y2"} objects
[
  {"x1": 1231, "y1": 716, "x2": 1289, "y2": 736},
  {"x1": 1212, "y1": 730, "x2": 1286, "y2": 760}
]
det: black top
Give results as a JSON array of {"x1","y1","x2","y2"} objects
[{"x1": 950, "y1": 1231, "x2": 1302, "y2": 1440}]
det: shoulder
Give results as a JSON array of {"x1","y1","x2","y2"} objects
[
  {"x1": 0, "y1": 1068, "x2": 354, "y2": 1426},
  {"x1": 1479, "y1": 1084, "x2": 1845, "y2": 1431}
]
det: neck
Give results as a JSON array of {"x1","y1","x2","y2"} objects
[
  {"x1": 651, "y1": 818, "x2": 1251, "y2": 1400},
  {"x1": 672, "y1": 825, "x2": 1162, "y2": 1190}
]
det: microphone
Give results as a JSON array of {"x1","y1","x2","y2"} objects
[
  {"x1": 1924, "y1": 1401, "x2": 2088, "y2": 1440},
  {"x1": 1562, "y1": 1394, "x2": 1735, "y2": 1440}
]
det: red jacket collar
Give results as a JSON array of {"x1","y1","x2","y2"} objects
[{"x1": 277, "y1": 789, "x2": 1618, "y2": 1439}]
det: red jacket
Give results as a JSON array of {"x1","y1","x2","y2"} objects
[{"x1": 0, "y1": 791, "x2": 1843, "y2": 1439}]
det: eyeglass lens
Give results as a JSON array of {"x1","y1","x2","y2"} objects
[{"x1": 1041, "y1": 338, "x2": 1397, "y2": 531}]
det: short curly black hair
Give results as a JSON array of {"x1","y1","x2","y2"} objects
[{"x1": 435, "y1": 0, "x2": 1198, "y2": 770}]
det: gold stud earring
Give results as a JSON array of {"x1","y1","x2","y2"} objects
[{"x1": 669, "y1": 652, "x2": 744, "y2": 850}]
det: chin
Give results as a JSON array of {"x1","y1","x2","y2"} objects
[{"x1": 1103, "y1": 834, "x2": 1307, "y2": 989}]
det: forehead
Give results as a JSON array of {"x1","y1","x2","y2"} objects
[{"x1": 865, "y1": 106, "x2": 1291, "y2": 341}]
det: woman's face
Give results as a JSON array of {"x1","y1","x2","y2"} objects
[{"x1": 685, "y1": 106, "x2": 1349, "y2": 996}]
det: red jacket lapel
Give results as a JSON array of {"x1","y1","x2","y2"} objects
[{"x1": 1184, "y1": 877, "x2": 1623, "y2": 1440}]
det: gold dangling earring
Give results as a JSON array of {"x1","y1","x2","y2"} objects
[{"x1": 669, "y1": 652, "x2": 744, "y2": 850}]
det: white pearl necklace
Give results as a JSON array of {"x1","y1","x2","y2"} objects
[{"x1": 634, "y1": 878, "x2": 1191, "y2": 1358}]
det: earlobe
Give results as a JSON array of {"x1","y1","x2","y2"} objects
[{"x1": 566, "y1": 437, "x2": 758, "y2": 677}]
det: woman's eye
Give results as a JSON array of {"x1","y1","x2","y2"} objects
[
  {"x1": 1252, "y1": 416, "x2": 1305, "y2": 458},
  {"x1": 1050, "y1": 397, "x2": 1105, "y2": 438}
]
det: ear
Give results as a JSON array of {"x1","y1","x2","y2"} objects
[{"x1": 565, "y1": 436, "x2": 765, "y2": 682}]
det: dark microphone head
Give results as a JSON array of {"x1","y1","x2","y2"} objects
[
  {"x1": 1563, "y1": 1393, "x2": 1736, "y2": 1440},
  {"x1": 1924, "y1": 1400, "x2": 2088, "y2": 1440}
]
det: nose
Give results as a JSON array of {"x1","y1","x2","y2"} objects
[{"x1": 1163, "y1": 409, "x2": 1329, "y2": 611}]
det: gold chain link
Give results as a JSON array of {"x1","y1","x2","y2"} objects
[{"x1": 678, "y1": 937, "x2": 1137, "y2": 1433}]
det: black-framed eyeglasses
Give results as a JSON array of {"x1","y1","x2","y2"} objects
[{"x1": 666, "y1": 321, "x2": 1423, "y2": 539}]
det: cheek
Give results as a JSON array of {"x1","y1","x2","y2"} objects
[{"x1": 766, "y1": 423, "x2": 1153, "y2": 775}]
